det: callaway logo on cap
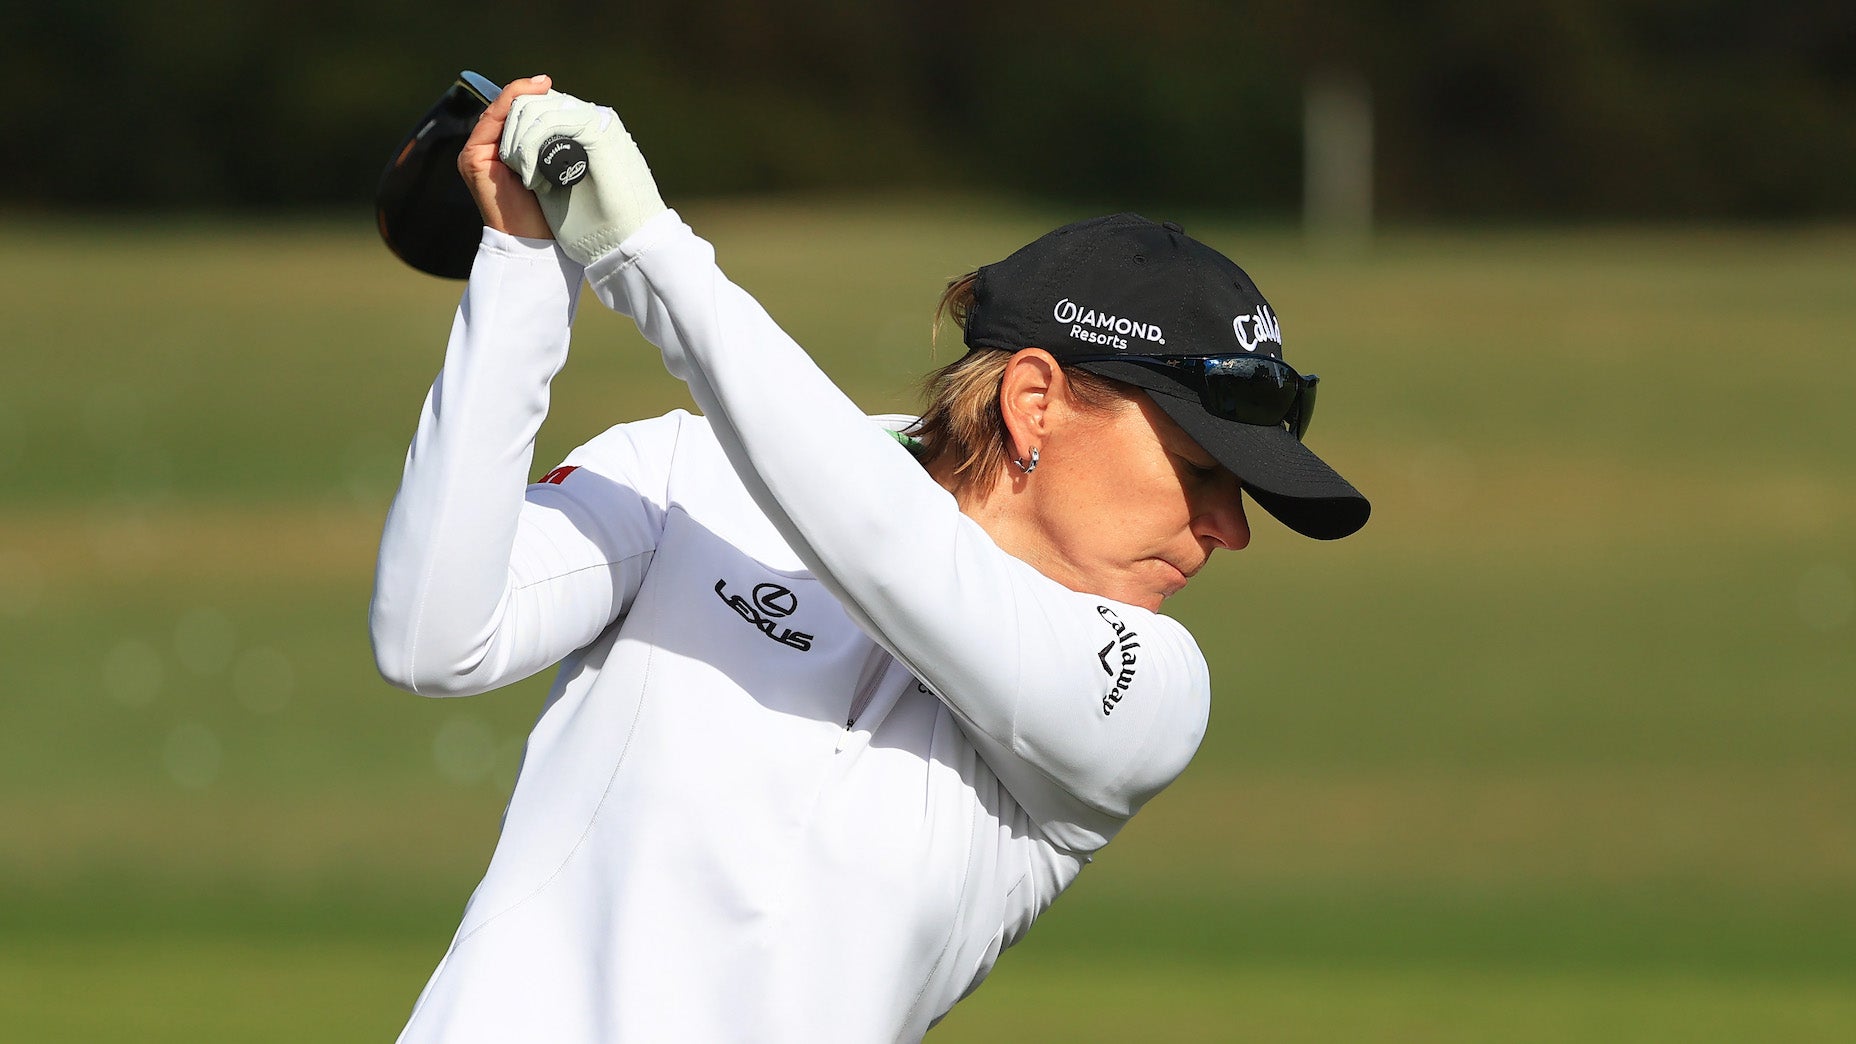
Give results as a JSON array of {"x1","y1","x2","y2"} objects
[{"x1": 962, "y1": 214, "x2": 1370, "y2": 540}]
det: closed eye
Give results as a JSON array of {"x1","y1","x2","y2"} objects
[{"x1": 1177, "y1": 455, "x2": 1219, "y2": 480}]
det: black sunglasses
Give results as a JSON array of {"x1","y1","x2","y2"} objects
[{"x1": 1068, "y1": 353, "x2": 1320, "y2": 439}]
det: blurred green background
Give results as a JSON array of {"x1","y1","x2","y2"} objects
[{"x1": 3, "y1": 3, "x2": 1853, "y2": 1042}]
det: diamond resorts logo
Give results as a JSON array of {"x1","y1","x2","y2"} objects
[{"x1": 1053, "y1": 298, "x2": 1166, "y2": 352}]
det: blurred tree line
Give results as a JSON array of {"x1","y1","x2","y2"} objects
[{"x1": 3, "y1": 0, "x2": 1851, "y2": 218}]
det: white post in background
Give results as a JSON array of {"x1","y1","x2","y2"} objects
[{"x1": 1304, "y1": 70, "x2": 1374, "y2": 255}]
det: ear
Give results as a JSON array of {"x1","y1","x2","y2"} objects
[{"x1": 998, "y1": 348, "x2": 1060, "y2": 460}]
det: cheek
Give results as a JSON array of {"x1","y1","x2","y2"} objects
[
  {"x1": 1092, "y1": 444, "x2": 1193, "y2": 536},
  {"x1": 1122, "y1": 437, "x2": 1192, "y2": 510},
  {"x1": 1046, "y1": 409, "x2": 1191, "y2": 544}
]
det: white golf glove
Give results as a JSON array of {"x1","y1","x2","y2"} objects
[{"x1": 499, "y1": 91, "x2": 667, "y2": 266}]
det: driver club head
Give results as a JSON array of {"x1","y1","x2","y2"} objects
[{"x1": 375, "y1": 71, "x2": 502, "y2": 279}]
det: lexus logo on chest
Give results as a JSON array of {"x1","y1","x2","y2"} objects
[
  {"x1": 715, "y1": 579, "x2": 814, "y2": 651},
  {"x1": 751, "y1": 583, "x2": 797, "y2": 618}
]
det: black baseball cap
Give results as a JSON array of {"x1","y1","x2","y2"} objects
[{"x1": 963, "y1": 213, "x2": 1370, "y2": 540}]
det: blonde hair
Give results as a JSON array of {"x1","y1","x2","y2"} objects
[{"x1": 913, "y1": 271, "x2": 1128, "y2": 501}]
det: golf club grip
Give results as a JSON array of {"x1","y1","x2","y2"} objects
[{"x1": 537, "y1": 135, "x2": 590, "y2": 188}]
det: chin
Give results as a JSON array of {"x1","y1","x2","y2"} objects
[
  {"x1": 1134, "y1": 588, "x2": 1171, "y2": 612},
  {"x1": 1156, "y1": 564, "x2": 1192, "y2": 602},
  {"x1": 1089, "y1": 566, "x2": 1175, "y2": 612}
]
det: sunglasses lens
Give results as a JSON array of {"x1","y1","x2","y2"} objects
[
  {"x1": 1291, "y1": 375, "x2": 1317, "y2": 439},
  {"x1": 1069, "y1": 354, "x2": 1320, "y2": 438},
  {"x1": 1198, "y1": 357, "x2": 1302, "y2": 426}
]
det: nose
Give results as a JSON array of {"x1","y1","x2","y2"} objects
[{"x1": 1193, "y1": 482, "x2": 1251, "y2": 552}]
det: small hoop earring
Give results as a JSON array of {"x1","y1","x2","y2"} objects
[{"x1": 1013, "y1": 447, "x2": 1040, "y2": 474}]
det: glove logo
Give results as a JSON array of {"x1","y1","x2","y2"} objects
[{"x1": 537, "y1": 136, "x2": 591, "y2": 188}]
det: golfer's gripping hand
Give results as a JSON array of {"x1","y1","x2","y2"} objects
[{"x1": 500, "y1": 90, "x2": 667, "y2": 267}]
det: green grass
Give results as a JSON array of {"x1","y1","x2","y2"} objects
[
  {"x1": 2, "y1": 201, "x2": 1852, "y2": 1040},
  {"x1": 939, "y1": 961, "x2": 1856, "y2": 1043}
]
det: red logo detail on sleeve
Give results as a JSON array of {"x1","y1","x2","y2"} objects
[{"x1": 540, "y1": 465, "x2": 579, "y2": 485}]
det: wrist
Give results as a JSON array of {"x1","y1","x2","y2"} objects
[
  {"x1": 476, "y1": 194, "x2": 553, "y2": 241},
  {"x1": 487, "y1": 212, "x2": 555, "y2": 241}
]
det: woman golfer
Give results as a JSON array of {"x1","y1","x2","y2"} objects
[{"x1": 371, "y1": 75, "x2": 1368, "y2": 1042}]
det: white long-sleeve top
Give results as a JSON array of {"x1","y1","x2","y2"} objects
[{"x1": 371, "y1": 215, "x2": 1211, "y2": 1043}]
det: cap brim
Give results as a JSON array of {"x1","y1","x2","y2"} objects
[{"x1": 1080, "y1": 361, "x2": 1370, "y2": 540}]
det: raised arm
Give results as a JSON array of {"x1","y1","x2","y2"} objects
[
  {"x1": 592, "y1": 220, "x2": 1208, "y2": 848},
  {"x1": 500, "y1": 94, "x2": 1209, "y2": 851},
  {"x1": 369, "y1": 79, "x2": 670, "y2": 697}
]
